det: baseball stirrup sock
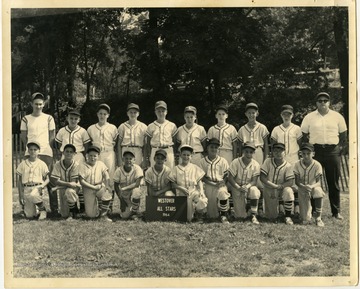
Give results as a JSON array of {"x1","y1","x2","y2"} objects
[
  {"x1": 245, "y1": 199, "x2": 251, "y2": 212},
  {"x1": 218, "y1": 199, "x2": 229, "y2": 212},
  {"x1": 78, "y1": 190, "x2": 85, "y2": 211},
  {"x1": 314, "y1": 198, "x2": 323, "y2": 218},
  {"x1": 131, "y1": 198, "x2": 140, "y2": 213},
  {"x1": 284, "y1": 201, "x2": 293, "y2": 217},
  {"x1": 36, "y1": 202, "x2": 46, "y2": 211},
  {"x1": 108, "y1": 190, "x2": 115, "y2": 211},
  {"x1": 100, "y1": 200, "x2": 110, "y2": 216},
  {"x1": 258, "y1": 191, "x2": 264, "y2": 211},
  {"x1": 250, "y1": 199, "x2": 258, "y2": 215},
  {"x1": 294, "y1": 191, "x2": 299, "y2": 213}
]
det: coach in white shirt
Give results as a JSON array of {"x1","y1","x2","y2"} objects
[{"x1": 301, "y1": 92, "x2": 348, "y2": 220}]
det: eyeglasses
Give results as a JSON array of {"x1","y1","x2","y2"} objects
[{"x1": 317, "y1": 99, "x2": 329, "y2": 103}]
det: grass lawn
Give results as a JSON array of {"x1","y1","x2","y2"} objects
[{"x1": 11, "y1": 188, "x2": 350, "y2": 278}]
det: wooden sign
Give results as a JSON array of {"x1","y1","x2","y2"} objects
[{"x1": 145, "y1": 196, "x2": 187, "y2": 222}]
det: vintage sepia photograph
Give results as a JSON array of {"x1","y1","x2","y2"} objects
[{"x1": 3, "y1": 0, "x2": 358, "y2": 287}]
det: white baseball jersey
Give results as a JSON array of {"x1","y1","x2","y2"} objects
[
  {"x1": 293, "y1": 159, "x2": 323, "y2": 185},
  {"x1": 113, "y1": 164, "x2": 143, "y2": 187},
  {"x1": 229, "y1": 157, "x2": 261, "y2": 185},
  {"x1": 16, "y1": 159, "x2": 49, "y2": 184},
  {"x1": 168, "y1": 163, "x2": 205, "y2": 194},
  {"x1": 79, "y1": 161, "x2": 108, "y2": 185},
  {"x1": 271, "y1": 124, "x2": 302, "y2": 164},
  {"x1": 146, "y1": 120, "x2": 177, "y2": 147},
  {"x1": 237, "y1": 122, "x2": 269, "y2": 148},
  {"x1": 118, "y1": 121, "x2": 147, "y2": 147},
  {"x1": 144, "y1": 165, "x2": 172, "y2": 191},
  {"x1": 51, "y1": 160, "x2": 79, "y2": 182},
  {"x1": 20, "y1": 113, "x2": 56, "y2": 156},
  {"x1": 207, "y1": 124, "x2": 237, "y2": 151},
  {"x1": 176, "y1": 124, "x2": 207, "y2": 153},
  {"x1": 55, "y1": 125, "x2": 91, "y2": 153},
  {"x1": 261, "y1": 158, "x2": 294, "y2": 187},
  {"x1": 199, "y1": 156, "x2": 229, "y2": 182},
  {"x1": 87, "y1": 123, "x2": 118, "y2": 151}
]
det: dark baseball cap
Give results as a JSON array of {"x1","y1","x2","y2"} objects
[
  {"x1": 32, "y1": 92, "x2": 46, "y2": 101},
  {"x1": 243, "y1": 142, "x2": 256, "y2": 150},
  {"x1": 179, "y1": 144, "x2": 194, "y2": 153},
  {"x1": 27, "y1": 141, "x2": 41, "y2": 150},
  {"x1": 207, "y1": 138, "x2": 220, "y2": 147},
  {"x1": 155, "y1": 149, "x2": 167, "y2": 158},
  {"x1": 281, "y1": 105, "x2": 294, "y2": 114},
  {"x1": 123, "y1": 150, "x2": 135, "y2": 158},
  {"x1": 215, "y1": 105, "x2": 228, "y2": 113},
  {"x1": 184, "y1": 106, "x2": 197, "y2": 114},
  {"x1": 127, "y1": 103, "x2": 140, "y2": 111},
  {"x1": 97, "y1": 103, "x2": 111, "y2": 113},
  {"x1": 316, "y1": 92, "x2": 330, "y2": 101},
  {"x1": 300, "y1": 143, "x2": 314, "y2": 152},
  {"x1": 272, "y1": 142, "x2": 286, "y2": 150},
  {"x1": 63, "y1": 143, "x2": 76, "y2": 152},
  {"x1": 87, "y1": 145, "x2": 100, "y2": 154},
  {"x1": 155, "y1": 100, "x2": 167, "y2": 109},
  {"x1": 245, "y1": 102, "x2": 259, "y2": 111},
  {"x1": 68, "y1": 110, "x2": 81, "y2": 117}
]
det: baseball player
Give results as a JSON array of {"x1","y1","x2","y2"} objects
[
  {"x1": 207, "y1": 105, "x2": 238, "y2": 165},
  {"x1": 260, "y1": 142, "x2": 295, "y2": 225},
  {"x1": 117, "y1": 103, "x2": 147, "y2": 168},
  {"x1": 113, "y1": 151, "x2": 144, "y2": 220},
  {"x1": 294, "y1": 143, "x2": 325, "y2": 227},
  {"x1": 199, "y1": 138, "x2": 230, "y2": 223},
  {"x1": 16, "y1": 141, "x2": 49, "y2": 220},
  {"x1": 79, "y1": 145, "x2": 113, "y2": 222},
  {"x1": 228, "y1": 142, "x2": 261, "y2": 225},
  {"x1": 145, "y1": 100, "x2": 177, "y2": 169},
  {"x1": 145, "y1": 149, "x2": 174, "y2": 197},
  {"x1": 168, "y1": 144, "x2": 208, "y2": 222},
  {"x1": 50, "y1": 144, "x2": 81, "y2": 220},
  {"x1": 20, "y1": 92, "x2": 58, "y2": 215},
  {"x1": 175, "y1": 106, "x2": 207, "y2": 167}
]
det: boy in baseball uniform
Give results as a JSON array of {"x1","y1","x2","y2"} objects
[
  {"x1": 16, "y1": 142, "x2": 49, "y2": 220},
  {"x1": 113, "y1": 151, "x2": 144, "y2": 220},
  {"x1": 271, "y1": 105, "x2": 302, "y2": 217},
  {"x1": 207, "y1": 105, "x2": 238, "y2": 165},
  {"x1": 176, "y1": 106, "x2": 207, "y2": 167},
  {"x1": 145, "y1": 100, "x2": 177, "y2": 169},
  {"x1": 260, "y1": 143, "x2": 295, "y2": 225},
  {"x1": 117, "y1": 103, "x2": 147, "y2": 168},
  {"x1": 50, "y1": 144, "x2": 81, "y2": 220},
  {"x1": 294, "y1": 143, "x2": 325, "y2": 227},
  {"x1": 228, "y1": 142, "x2": 261, "y2": 225},
  {"x1": 79, "y1": 146, "x2": 113, "y2": 222},
  {"x1": 145, "y1": 149, "x2": 174, "y2": 197},
  {"x1": 168, "y1": 144, "x2": 208, "y2": 222},
  {"x1": 199, "y1": 138, "x2": 230, "y2": 223}
]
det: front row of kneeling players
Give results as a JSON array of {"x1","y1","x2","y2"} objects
[{"x1": 16, "y1": 138, "x2": 325, "y2": 227}]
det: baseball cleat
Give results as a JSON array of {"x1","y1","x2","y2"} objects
[
  {"x1": 220, "y1": 216, "x2": 230, "y2": 224},
  {"x1": 38, "y1": 211, "x2": 47, "y2": 220},
  {"x1": 251, "y1": 215, "x2": 260, "y2": 225},
  {"x1": 333, "y1": 213, "x2": 343, "y2": 220},
  {"x1": 285, "y1": 217, "x2": 293, "y2": 225},
  {"x1": 100, "y1": 215, "x2": 113, "y2": 222},
  {"x1": 66, "y1": 216, "x2": 74, "y2": 222},
  {"x1": 316, "y1": 218, "x2": 325, "y2": 227}
]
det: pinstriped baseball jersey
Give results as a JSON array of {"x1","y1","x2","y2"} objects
[
  {"x1": 146, "y1": 120, "x2": 177, "y2": 147},
  {"x1": 176, "y1": 124, "x2": 207, "y2": 153},
  {"x1": 144, "y1": 165, "x2": 172, "y2": 191},
  {"x1": 271, "y1": 124, "x2": 302, "y2": 164},
  {"x1": 79, "y1": 161, "x2": 108, "y2": 185},
  {"x1": 20, "y1": 114, "x2": 56, "y2": 156},
  {"x1": 113, "y1": 164, "x2": 143, "y2": 187},
  {"x1": 16, "y1": 159, "x2": 49, "y2": 184},
  {"x1": 260, "y1": 158, "x2": 294, "y2": 187},
  {"x1": 237, "y1": 123, "x2": 269, "y2": 148},
  {"x1": 118, "y1": 121, "x2": 147, "y2": 147},
  {"x1": 168, "y1": 163, "x2": 205, "y2": 193},
  {"x1": 55, "y1": 126, "x2": 91, "y2": 153},
  {"x1": 229, "y1": 158, "x2": 260, "y2": 185},
  {"x1": 51, "y1": 160, "x2": 79, "y2": 182},
  {"x1": 207, "y1": 124, "x2": 237, "y2": 150},
  {"x1": 293, "y1": 159, "x2": 323, "y2": 185},
  {"x1": 87, "y1": 123, "x2": 118, "y2": 151},
  {"x1": 199, "y1": 156, "x2": 229, "y2": 182}
]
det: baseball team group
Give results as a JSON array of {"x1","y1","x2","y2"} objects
[{"x1": 16, "y1": 91, "x2": 348, "y2": 226}]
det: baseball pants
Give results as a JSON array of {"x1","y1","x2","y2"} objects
[
  {"x1": 23, "y1": 187, "x2": 44, "y2": 218},
  {"x1": 204, "y1": 183, "x2": 230, "y2": 219},
  {"x1": 150, "y1": 147, "x2": 175, "y2": 169},
  {"x1": 99, "y1": 150, "x2": 116, "y2": 188},
  {"x1": 118, "y1": 187, "x2": 142, "y2": 219},
  {"x1": 83, "y1": 186, "x2": 112, "y2": 218},
  {"x1": 177, "y1": 189, "x2": 208, "y2": 221},
  {"x1": 58, "y1": 188, "x2": 79, "y2": 218},
  {"x1": 298, "y1": 187, "x2": 325, "y2": 222},
  {"x1": 232, "y1": 186, "x2": 261, "y2": 218},
  {"x1": 263, "y1": 187, "x2": 294, "y2": 219},
  {"x1": 218, "y1": 149, "x2": 233, "y2": 166}
]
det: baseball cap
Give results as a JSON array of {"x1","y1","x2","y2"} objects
[
  {"x1": 68, "y1": 110, "x2": 81, "y2": 117},
  {"x1": 184, "y1": 106, "x2": 197, "y2": 114},
  {"x1": 155, "y1": 149, "x2": 167, "y2": 158},
  {"x1": 300, "y1": 143, "x2": 314, "y2": 152},
  {"x1": 179, "y1": 144, "x2": 194, "y2": 153},
  {"x1": 281, "y1": 105, "x2": 293, "y2": 114},
  {"x1": 127, "y1": 103, "x2": 140, "y2": 111},
  {"x1": 243, "y1": 142, "x2": 256, "y2": 150},
  {"x1": 272, "y1": 142, "x2": 286, "y2": 150},
  {"x1": 245, "y1": 102, "x2": 259, "y2": 111},
  {"x1": 27, "y1": 141, "x2": 41, "y2": 150},
  {"x1": 123, "y1": 150, "x2": 135, "y2": 157},
  {"x1": 32, "y1": 92, "x2": 46, "y2": 101},
  {"x1": 215, "y1": 105, "x2": 228, "y2": 113},
  {"x1": 207, "y1": 138, "x2": 220, "y2": 147},
  {"x1": 316, "y1": 92, "x2": 330, "y2": 101},
  {"x1": 155, "y1": 100, "x2": 167, "y2": 110},
  {"x1": 97, "y1": 103, "x2": 111, "y2": 113},
  {"x1": 87, "y1": 145, "x2": 101, "y2": 154},
  {"x1": 63, "y1": 143, "x2": 77, "y2": 152}
]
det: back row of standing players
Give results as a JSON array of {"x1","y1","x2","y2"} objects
[{"x1": 17, "y1": 93, "x2": 343, "y2": 225}]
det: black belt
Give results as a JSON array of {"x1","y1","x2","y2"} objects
[
  {"x1": 122, "y1": 145, "x2": 142, "y2": 148},
  {"x1": 23, "y1": 183, "x2": 42, "y2": 187},
  {"x1": 152, "y1": 146, "x2": 173, "y2": 149},
  {"x1": 314, "y1": 144, "x2": 337, "y2": 149}
]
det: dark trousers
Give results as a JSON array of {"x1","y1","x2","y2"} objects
[
  {"x1": 313, "y1": 145, "x2": 341, "y2": 215},
  {"x1": 38, "y1": 154, "x2": 58, "y2": 212}
]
